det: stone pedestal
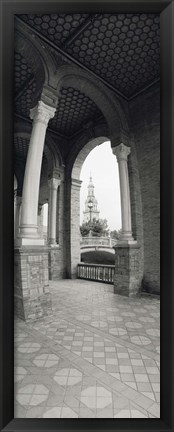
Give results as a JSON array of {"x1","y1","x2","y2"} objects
[
  {"x1": 14, "y1": 247, "x2": 52, "y2": 321},
  {"x1": 113, "y1": 242, "x2": 141, "y2": 297}
]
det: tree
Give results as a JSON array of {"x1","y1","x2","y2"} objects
[
  {"x1": 110, "y1": 229, "x2": 122, "y2": 240},
  {"x1": 80, "y1": 222, "x2": 90, "y2": 237},
  {"x1": 80, "y1": 218, "x2": 109, "y2": 237}
]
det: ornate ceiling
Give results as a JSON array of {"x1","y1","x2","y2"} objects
[{"x1": 14, "y1": 13, "x2": 160, "y2": 139}]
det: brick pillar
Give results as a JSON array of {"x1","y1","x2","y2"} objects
[
  {"x1": 14, "y1": 248, "x2": 52, "y2": 321},
  {"x1": 113, "y1": 243, "x2": 142, "y2": 296},
  {"x1": 111, "y1": 143, "x2": 142, "y2": 296}
]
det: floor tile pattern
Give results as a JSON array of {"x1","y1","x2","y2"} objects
[{"x1": 14, "y1": 280, "x2": 160, "y2": 418}]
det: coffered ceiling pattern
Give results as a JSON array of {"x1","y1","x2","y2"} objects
[
  {"x1": 16, "y1": 13, "x2": 160, "y2": 98},
  {"x1": 14, "y1": 13, "x2": 160, "y2": 139},
  {"x1": 49, "y1": 87, "x2": 102, "y2": 136}
]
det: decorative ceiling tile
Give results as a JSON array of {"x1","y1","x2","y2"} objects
[
  {"x1": 49, "y1": 86, "x2": 103, "y2": 136},
  {"x1": 14, "y1": 52, "x2": 33, "y2": 92},
  {"x1": 14, "y1": 136, "x2": 30, "y2": 159},
  {"x1": 16, "y1": 13, "x2": 160, "y2": 98},
  {"x1": 17, "y1": 13, "x2": 89, "y2": 46},
  {"x1": 66, "y1": 13, "x2": 160, "y2": 97},
  {"x1": 15, "y1": 80, "x2": 37, "y2": 117},
  {"x1": 14, "y1": 13, "x2": 160, "y2": 140}
]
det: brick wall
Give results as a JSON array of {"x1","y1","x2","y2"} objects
[{"x1": 129, "y1": 84, "x2": 160, "y2": 294}]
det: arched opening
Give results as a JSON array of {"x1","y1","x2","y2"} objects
[
  {"x1": 66, "y1": 132, "x2": 144, "y2": 296},
  {"x1": 68, "y1": 137, "x2": 122, "y2": 277},
  {"x1": 80, "y1": 141, "x2": 121, "y2": 266}
]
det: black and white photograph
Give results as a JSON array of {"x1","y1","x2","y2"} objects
[{"x1": 12, "y1": 10, "x2": 162, "y2": 420}]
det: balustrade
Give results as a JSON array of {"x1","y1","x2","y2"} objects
[{"x1": 77, "y1": 263, "x2": 115, "y2": 284}]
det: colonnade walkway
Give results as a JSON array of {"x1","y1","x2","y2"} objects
[{"x1": 14, "y1": 280, "x2": 160, "y2": 419}]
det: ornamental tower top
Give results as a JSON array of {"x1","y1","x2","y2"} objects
[{"x1": 83, "y1": 174, "x2": 100, "y2": 223}]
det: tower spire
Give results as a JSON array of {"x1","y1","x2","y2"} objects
[{"x1": 83, "y1": 175, "x2": 100, "y2": 223}]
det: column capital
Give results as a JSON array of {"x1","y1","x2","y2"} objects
[
  {"x1": 48, "y1": 177, "x2": 61, "y2": 191},
  {"x1": 30, "y1": 101, "x2": 56, "y2": 126},
  {"x1": 112, "y1": 143, "x2": 131, "y2": 162}
]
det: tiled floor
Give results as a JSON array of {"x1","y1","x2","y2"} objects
[{"x1": 14, "y1": 280, "x2": 160, "y2": 418}]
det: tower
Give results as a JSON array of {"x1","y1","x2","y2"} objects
[{"x1": 83, "y1": 175, "x2": 100, "y2": 223}]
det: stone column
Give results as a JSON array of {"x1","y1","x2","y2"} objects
[
  {"x1": 48, "y1": 177, "x2": 61, "y2": 246},
  {"x1": 70, "y1": 178, "x2": 82, "y2": 278},
  {"x1": 19, "y1": 101, "x2": 56, "y2": 246},
  {"x1": 112, "y1": 143, "x2": 133, "y2": 242},
  {"x1": 14, "y1": 194, "x2": 22, "y2": 240},
  {"x1": 112, "y1": 143, "x2": 141, "y2": 296}
]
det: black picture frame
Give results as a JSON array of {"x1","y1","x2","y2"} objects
[{"x1": 0, "y1": 0, "x2": 173, "y2": 431}]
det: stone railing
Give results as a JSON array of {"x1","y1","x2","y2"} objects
[
  {"x1": 77, "y1": 263, "x2": 115, "y2": 284},
  {"x1": 80, "y1": 236, "x2": 116, "y2": 248}
]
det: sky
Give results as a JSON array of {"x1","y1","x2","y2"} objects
[{"x1": 80, "y1": 141, "x2": 121, "y2": 231}]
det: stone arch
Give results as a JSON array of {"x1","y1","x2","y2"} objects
[
  {"x1": 55, "y1": 65, "x2": 130, "y2": 143},
  {"x1": 65, "y1": 128, "x2": 144, "y2": 281},
  {"x1": 66, "y1": 133, "x2": 113, "y2": 278},
  {"x1": 46, "y1": 132, "x2": 64, "y2": 172},
  {"x1": 15, "y1": 24, "x2": 58, "y2": 102},
  {"x1": 66, "y1": 124, "x2": 109, "y2": 179},
  {"x1": 72, "y1": 136, "x2": 109, "y2": 180}
]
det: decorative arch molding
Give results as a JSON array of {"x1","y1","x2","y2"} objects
[
  {"x1": 15, "y1": 29, "x2": 45, "y2": 102},
  {"x1": 46, "y1": 132, "x2": 64, "y2": 170},
  {"x1": 65, "y1": 124, "x2": 110, "y2": 180},
  {"x1": 72, "y1": 136, "x2": 109, "y2": 181},
  {"x1": 55, "y1": 65, "x2": 130, "y2": 143},
  {"x1": 15, "y1": 24, "x2": 58, "y2": 101}
]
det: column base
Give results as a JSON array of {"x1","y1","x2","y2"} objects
[
  {"x1": 15, "y1": 237, "x2": 45, "y2": 247},
  {"x1": 114, "y1": 239, "x2": 137, "y2": 247},
  {"x1": 16, "y1": 224, "x2": 45, "y2": 246},
  {"x1": 113, "y1": 242, "x2": 142, "y2": 297},
  {"x1": 119, "y1": 231, "x2": 134, "y2": 242},
  {"x1": 14, "y1": 247, "x2": 52, "y2": 321},
  {"x1": 48, "y1": 241, "x2": 59, "y2": 248}
]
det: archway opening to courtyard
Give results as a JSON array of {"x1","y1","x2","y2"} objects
[
  {"x1": 79, "y1": 140, "x2": 121, "y2": 266},
  {"x1": 69, "y1": 137, "x2": 124, "y2": 280}
]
